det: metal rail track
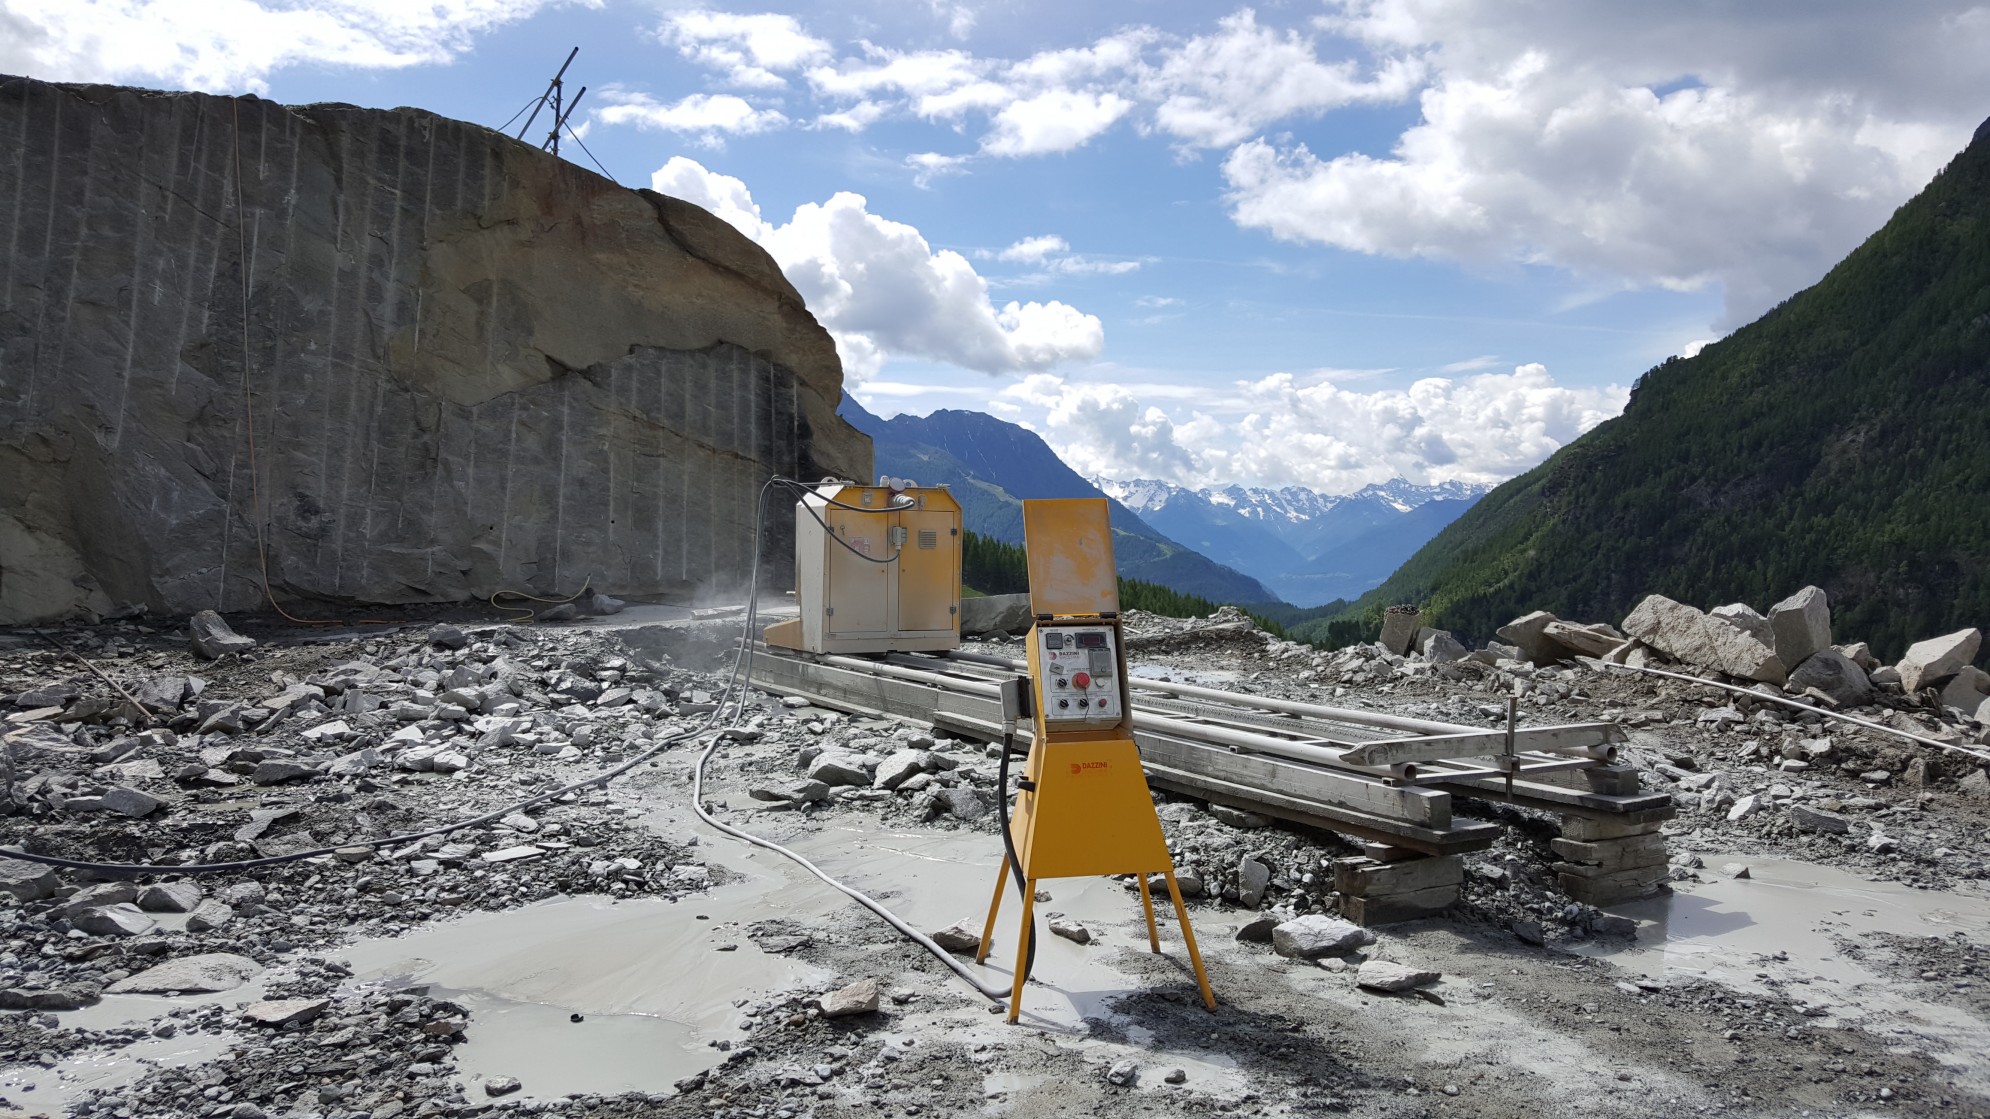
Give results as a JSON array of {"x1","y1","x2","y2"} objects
[{"x1": 749, "y1": 647, "x2": 1673, "y2": 857}]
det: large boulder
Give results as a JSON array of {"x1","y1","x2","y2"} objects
[
  {"x1": 0, "y1": 76, "x2": 866, "y2": 624},
  {"x1": 1787, "y1": 649, "x2": 1873, "y2": 707},
  {"x1": 1540, "y1": 620, "x2": 1625, "y2": 659},
  {"x1": 1897, "y1": 629, "x2": 1983, "y2": 693},
  {"x1": 1939, "y1": 666, "x2": 1990, "y2": 713},
  {"x1": 1768, "y1": 586, "x2": 1832, "y2": 669},
  {"x1": 1495, "y1": 611, "x2": 1565, "y2": 664},
  {"x1": 958, "y1": 593, "x2": 1034, "y2": 636},
  {"x1": 1622, "y1": 594, "x2": 1786, "y2": 684}
]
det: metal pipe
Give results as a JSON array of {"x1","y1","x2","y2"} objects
[
  {"x1": 939, "y1": 650, "x2": 1466, "y2": 736},
  {"x1": 1604, "y1": 662, "x2": 1990, "y2": 765},
  {"x1": 817, "y1": 653, "x2": 1002, "y2": 696}
]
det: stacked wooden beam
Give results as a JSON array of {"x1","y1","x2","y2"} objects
[{"x1": 1550, "y1": 816, "x2": 1671, "y2": 904}]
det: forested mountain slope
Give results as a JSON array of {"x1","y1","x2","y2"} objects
[{"x1": 1325, "y1": 116, "x2": 1990, "y2": 660}]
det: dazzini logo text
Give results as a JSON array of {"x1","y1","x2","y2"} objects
[{"x1": 1068, "y1": 760, "x2": 1109, "y2": 776}]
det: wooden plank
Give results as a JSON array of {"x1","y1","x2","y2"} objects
[
  {"x1": 1134, "y1": 729, "x2": 1450, "y2": 827},
  {"x1": 1139, "y1": 763, "x2": 1500, "y2": 857},
  {"x1": 1431, "y1": 772, "x2": 1673, "y2": 817},
  {"x1": 1549, "y1": 834, "x2": 1668, "y2": 868},
  {"x1": 1339, "y1": 885, "x2": 1458, "y2": 926},
  {"x1": 1339, "y1": 723, "x2": 1624, "y2": 767},
  {"x1": 1560, "y1": 815, "x2": 1667, "y2": 841},
  {"x1": 1333, "y1": 855, "x2": 1464, "y2": 896}
]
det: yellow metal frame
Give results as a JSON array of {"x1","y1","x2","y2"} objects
[{"x1": 977, "y1": 500, "x2": 1215, "y2": 1021}]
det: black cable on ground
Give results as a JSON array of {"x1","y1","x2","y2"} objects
[{"x1": 994, "y1": 723, "x2": 1038, "y2": 983}]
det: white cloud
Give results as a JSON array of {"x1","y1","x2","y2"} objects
[
  {"x1": 1141, "y1": 9, "x2": 1425, "y2": 147},
  {"x1": 1009, "y1": 363, "x2": 1627, "y2": 493},
  {"x1": 0, "y1": 0, "x2": 579, "y2": 92},
  {"x1": 996, "y1": 235, "x2": 1069, "y2": 263},
  {"x1": 595, "y1": 92, "x2": 786, "y2": 145},
  {"x1": 982, "y1": 88, "x2": 1132, "y2": 156},
  {"x1": 1222, "y1": 0, "x2": 1990, "y2": 325},
  {"x1": 662, "y1": 10, "x2": 829, "y2": 88},
  {"x1": 651, "y1": 156, "x2": 1104, "y2": 382},
  {"x1": 989, "y1": 234, "x2": 1141, "y2": 277},
  {"x1": 904, "y1": 151, "x2": 971, "y2": 188}
]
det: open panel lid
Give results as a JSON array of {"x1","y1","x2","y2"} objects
[{"x1": 1023, "y1": 498, "x2": 1119, "y2": 617}]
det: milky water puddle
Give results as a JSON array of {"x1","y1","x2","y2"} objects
[
  {"x1": 1576, "y1": 854, "x2": 1990, "y2": 1088},
  {"x1": 334, "y1": 880, "x2": 833, "y2": 1100}
]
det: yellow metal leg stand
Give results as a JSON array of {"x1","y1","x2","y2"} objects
[
  {"x1": 979, "y1": 735, "x2": 1217, "y2": 1019},
  {"x1": 1136, "y1": 875, "x2": 1161, "y2": 953}
]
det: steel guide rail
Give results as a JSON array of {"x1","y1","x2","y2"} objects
[{"x1": 748, "y1": 646, "x2": 1670, "y2": 856}]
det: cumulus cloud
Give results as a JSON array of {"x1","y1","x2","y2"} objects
[
  {"x1": 1140, "y1": 9, "x2": 1425, "y2": 147},
  {"x1": 594, "y1": 92, "x2": 787, "y2": 145},
  {"x1": 651, "y1": 157, "x2": 1103, "y2": 382},
  {"x1": 0, "y1": 0, "x2": 577, "y2": 92},
  {"x1": 982, "y1": 88, "x2": 1132, "y2": 156},
  {"x1": 1223, "y1": 0, "x2": 1990, "y2": 325},
  {"x1": 660, "y1": 9, "x2": 828, "y2": 88},
  {"x1": 1009, "y1": 363, "x2": 1627, "y2": 492}
]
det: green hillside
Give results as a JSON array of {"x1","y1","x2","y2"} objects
[{"x1": 1313, "y1": 118, "x2": 1990, "y2": 661}]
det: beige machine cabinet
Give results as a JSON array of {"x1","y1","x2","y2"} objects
[{"x1": 763, "y1": 481, "x2": 963, "y2": 655}]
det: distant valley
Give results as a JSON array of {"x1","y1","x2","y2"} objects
[
  {"x1": 840, "y1": 395, "x2": 1485, "y2": 611},
  {"x1": 1098, "y1": 478, "x2": 1488, "y2": 608}
]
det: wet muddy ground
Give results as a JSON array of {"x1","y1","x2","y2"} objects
[{"x1": 0, "y1": 607, "x2": 1985, "y2": 1118}]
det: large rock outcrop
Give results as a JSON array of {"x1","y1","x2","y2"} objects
[{"x1": 0, "y1": 76, "x2": 868, "y2": 622}]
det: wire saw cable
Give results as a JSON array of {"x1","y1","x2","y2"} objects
[
  {"x1": 1602, "y1": 661, "x2": 1990, "y2": 765},
  {"x1": 687, "y1": 475, "x2": 1018, "y2": 1002}
]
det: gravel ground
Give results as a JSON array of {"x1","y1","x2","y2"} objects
[{"x1": 0, "y1": 605, "x2": 1984, "y2": 1119}]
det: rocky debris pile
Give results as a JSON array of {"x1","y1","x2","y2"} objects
[
  {"x1": 1121, "y1": 606, "x2": 1270, "y2": 652},
  {"x1": 0, "y1": 616, "x2": 724, "y2": 1027}
]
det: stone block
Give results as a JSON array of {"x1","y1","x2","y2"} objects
[
  {"x1": 1897, "y1": 629, "x2": 1982, "y2": 693},
  {"x1": 1623, "y1": 594, "x2": 1785, "y2": 684},
  {"x1": 1788, "y1": 649, "x2": 1873, "y2": 707},
  {"x1": 1496, "y1": 611, "x2": 1564, "y2": 664},
  {"x1": 1380, "y1": 607, "x2": 1421, "y2": 656},
  {"x1": 1769, "y1": 586, "x2": 1832, "y2": 668}
]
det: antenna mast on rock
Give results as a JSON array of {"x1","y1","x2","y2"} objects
[{"x1": 517, "y1": 47, "x2": 588, "y2": 159}]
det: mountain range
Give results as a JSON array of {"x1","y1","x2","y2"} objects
[
  {"x1": 837, "y1": 398, "x2": 1279, "y2": 604},
  {"x1": 1327, "y1": 115, "x2": 1990, "y2": 661},
  {"x1": 1098, "y1": 478, "x2": 1488, "y2": 607}
]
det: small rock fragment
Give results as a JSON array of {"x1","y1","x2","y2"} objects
[
  {"x1": 188, "y1": 610, "x2": 257, "y2": 659},
  {"x1": 243, "y1": 998, "x2": 331, "y2": 1026},
  {"x1": 1356, "y1": 959, "x2": 1441, "y2": 992},
  {"x1": 1048, "y1": 915, "x2": 1091, "y2": 945},
  {"x1": 820, "y1": 978, "x2": 881, "y2": 1018}
]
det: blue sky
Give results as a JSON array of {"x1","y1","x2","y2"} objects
[{"x1": 6, "y1": 1, "x2": 1986, "y2": 492}]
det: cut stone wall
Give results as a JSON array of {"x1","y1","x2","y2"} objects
[{"x1": 0, "y1": 75, "x2": 869, "y2": 622}]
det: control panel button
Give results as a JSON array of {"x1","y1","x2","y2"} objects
[
  {"x1": 1078, "y1": 698, "x2": 1089, "y2": 708},
  {"x1": 1057, "y1": 699, "x2": 1070, "y2": 709},
  {"x1": 1073, "y1": 672, "x2": 1091, "y2": 688}
]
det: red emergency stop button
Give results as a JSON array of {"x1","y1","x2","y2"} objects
[{"x1": 1073, "y1": 672, "x2": 1091, "y2": 689}]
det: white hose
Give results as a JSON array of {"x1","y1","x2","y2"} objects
[
  {"x1": 1601, "y1": 661, "x2": 1990, "y2": 765},
  {"x1": 692, "y1": 478, "x2": 1014, "y2": 1001}
]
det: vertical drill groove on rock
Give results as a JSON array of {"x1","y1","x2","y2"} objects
[{"x1": 0, "y1": 75, "x2": 868, "y2": 621}]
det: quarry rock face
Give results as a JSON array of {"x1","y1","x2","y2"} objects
[{"x1": 0, "y1": 76, "x2": 868, "y2": 623}]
